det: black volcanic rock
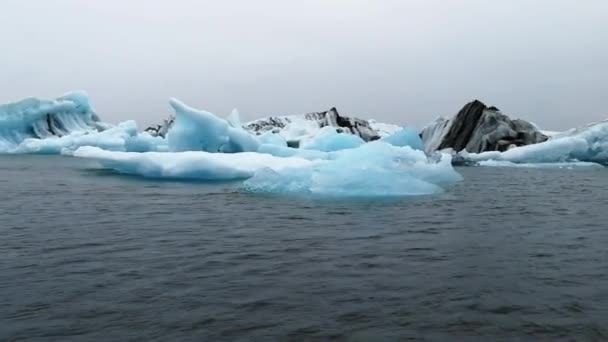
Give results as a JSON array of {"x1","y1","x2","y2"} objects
[{"x1": 421, "y1": 100, "x2": 548, "y2": 154}]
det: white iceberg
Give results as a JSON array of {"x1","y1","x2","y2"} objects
[{"x1": 464, "y1": 120, "x2": 608, "y2": 165}]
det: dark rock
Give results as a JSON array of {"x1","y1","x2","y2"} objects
[{"x1": 421, "y1": 100, "x2": 548, "y2": 154}]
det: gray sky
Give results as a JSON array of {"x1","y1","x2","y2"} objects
[{"x1": 1, "y1": 0, "x2": 606, "y2": 130}]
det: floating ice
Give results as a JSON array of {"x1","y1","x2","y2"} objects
[
  {"x1": 478, "y1": 160, "x2": 604, "y2": 169},
  {"x1": 368, "y1": 119, "x2": 401, "y2": 137},
  {"x1": 464, "y1": 120, "x2": 608, "y2": 165},
  {"x1": 300, "y1": 126, "x2": 365, "y2": 152},
  {"x1": 381, "y1": 126, "x2": 425, "y2": 150},
  {"x1": 14, "y1": 121, "x2": 166, "y2": 154},
  {"x1": 257, "y1": 131, "x2": 288, "y2": 147},
  {"x1": 0, "y1": 91, "x2": 111, "y2": 153},
  {"x1": 244, "y1": 142, "x2": 462, "y2": 197},
  {"x1": 257, "y1": 144, "x2": 330, "y2": 160},
  {"x1": 166, "y1": 99, "x2": 259, "y2": 153},
  {"x1": 74, "y1": 146, "x2": 314, "y2": 181},
  {"x1": 75, "y1": 142, "x2": 462, "y2": 197}
]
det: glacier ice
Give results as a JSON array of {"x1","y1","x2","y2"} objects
[
  {"x1": 477, "y1": 160, "x2": 605, "y2": 169},
  {"x1": 166, "y1": 99, "x2": 260, "y2": 153},
  {"x1": 2, "y1": 89, "x2": 606, "y2": 199},
  {"x1": 300, "y1": 126, "x2": 365, "y2": 152},
  {"x1": 463, "y1": 120, "x2": 608, "y2": 165},
  {"x1": 75, "y1": 142, "x2": 462, "y2": 197},
  {"x1": 0, "y1": 91, "x2": 110, "y2": 153},
  {"x1": 380, "y1": 127, "x2": 425, "y2": 150},
  {"x1": 368, "y1": 119, "x2": 401, "y2": 137},
  {"x1": 14, "y1": 121, "x2": 166, "y2": 154},
  {"x1": 244, "y1": 142, "x2": 462, "y2": 198},
  {"x1": 74, "y1": 146, "x2": 314, "y2": 181},
  {"x1": 0, "y1": 92, "x2": 169, "y2": 154},
  {"x1": 245, "y1": 107, "x2": 381, "y2": 144},
  {"x1": 257, "y1": 131, "x2": 288, "y2": 147},
  {"x1": 257, "y1": 144, "x2": 330, "y2": 160}
]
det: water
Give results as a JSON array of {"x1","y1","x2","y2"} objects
[{"x1": 1, "y1": 155, "x2": 608, "y2": 341}]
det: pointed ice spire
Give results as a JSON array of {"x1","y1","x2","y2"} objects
[{"x1": 227, "y1": 108, "x2": 242, "y2": 128}]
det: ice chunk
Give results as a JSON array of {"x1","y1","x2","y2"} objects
[
  {"x1": 257, "y1": 144, "x2": 330, "y2": 160},
  {"x1": 12, "y1": 121, "x2": 167, "y2": 154},
  {"x1": 368, "y1": 119, "x2": 401, "y2": 137},
  {"x1": 166, "y1": 99, "x2": 260, "y2": 153},
  {"x1": 381, "y1": 127, "x2": 424, "y2": 150},
  {"x1": 244, "y1": 142, "x2": 462, "y2": 198},
  {"x1": 478, "y1": 160, "x2": 604, "y2": 169},
  {"x1": 300, "y1": 126, "x2": 365, "y2": 152},
  {"x1": 74, "y1": 146, "x2": 314, "y2": 180},
  {"x1": 0, "y1": 91, "x2": 109, "y2": 153},
  {"x1": 226, "y1": 108, "x2": 242, "y2": 128},
  {"x1": 75, "y1": 142, "x2": 462, "y2": 198},
  {"x1": 420, "y1": 117, "x2": 453, "y2": 154},
  {"x1": 464, "y1": 120, "x2": 608, "y2": 165},
  {"x1": 257, "y1": 131, "x2": 288, "y2": 147}
]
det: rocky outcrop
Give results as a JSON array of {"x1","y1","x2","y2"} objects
[{"x1": 421, "y1": 100, "x2": 548, "y2": 154}]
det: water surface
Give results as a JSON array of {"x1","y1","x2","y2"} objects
[{"x1": 1, "y1": 155, "x2": 608, "y2": 340}]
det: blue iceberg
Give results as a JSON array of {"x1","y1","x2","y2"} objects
[{"x1": 75, "y1": 141, "x2": 462, "y2": 198}]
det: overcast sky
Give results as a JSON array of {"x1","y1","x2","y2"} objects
[{"x1": 1, "y1": 0, "x2": 606, "y2": 130}]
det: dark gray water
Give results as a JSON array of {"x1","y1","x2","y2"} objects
[{"x1": 1, "y1": 155, "x2": 608, "y2": 341}]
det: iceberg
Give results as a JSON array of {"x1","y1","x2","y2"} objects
[
  {"x1": 14, "y1": 121, "x2": 166, "y2": 154},
  {"x1": 0, "y1": 92, "x2": 167, "y2": 154},
  {"x1": 477, "y1": 160, "x2": 605, "y2": 169},
  {"x1": 73, "y1": 146, "x2": 314, "y2": 181},
  {"x1": 463, "y1": 120, "x2": 608, "y2": 165},
  {"x1": 0, "y1": 91, "x2": 109, "y2": 153},
  {"x1": 299, "y1": 126, "x2": 365, "y2": 152},
  {"x1": 420, "y1": 100, "x2": 547, "y2": 154},
  {"x1": 166, "y1": 99, "x2": 260, "y2": 153},
  {"x1": 380, "y1": 126, "x2": 425, "y2": 150},
  {"x1": 244, "y1": 142, "x2": 462, "y2": 198},
  {"x1": 244, "y1": 107, "x2": 382, "y2": 147},
  {"x1": 75, "y1": 141, "x2": 462, "y2": 197},
  {"x1": 3, "y1": 90, "x2": 605, "y2": 177},
  {"x1": 256, "y1": 144, "x2": 330, "y2": 160}
]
